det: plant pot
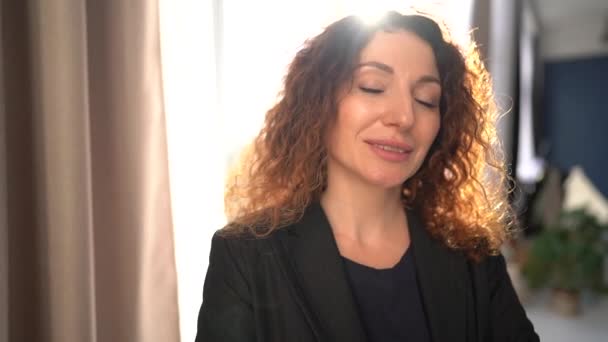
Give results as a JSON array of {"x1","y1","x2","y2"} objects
[{"x1": 550, "y1": 288, "x2": 580, "y2": 317}]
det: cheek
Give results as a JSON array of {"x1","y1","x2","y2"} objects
[
  {"x1": 336, "y1": 94, "x2": 378, "y2": 133},
  {"x1": 431, "y1": 123, "x2": 441, "y2": 147},
  {"x1": 324, "y1": 116, "x2": 351, "y2": 160},
  {"x1": 421, "y1": 115, "x2": 441, "y2": 147}
]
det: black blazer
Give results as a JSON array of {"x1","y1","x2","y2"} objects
[{"x1": 195, "y1": 203, "x2": 539, "y2": 342}]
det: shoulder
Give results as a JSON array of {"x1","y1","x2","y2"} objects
[
  {"x1": 467, "y1": 252, "x2": 507, "y2": 275},
  {"x1": 473, "y1": 253, "x2": 508, "y2": 274},
  {"x1": 210, "y1": 226, "x2": 260, "y2": 258},
  {"x1": 210, "y1": 223, "x2": 289, "y2": 263},
  {"x1": 215, "y1": 221, "x2": 288, "y2": 243},
  {"x1": 467, "y1": 252, "x2": 514, "y2": 296},
  {"x1": 469, "y1": 253, "x2": 540, "y2": 340}
]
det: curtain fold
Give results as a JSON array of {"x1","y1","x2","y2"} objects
[
  {"x1": 29, "y1": 0, "x2": 96, "y2": 340},
  {"x1": 0, "y1": 3, "x2": 9, "y2": 341},
  {"x1": 2, "y1": 0, "x2": 42, "y2": 340},
  {"x1": 1, "y1": 0, "x2": 180, "y2": 341}
]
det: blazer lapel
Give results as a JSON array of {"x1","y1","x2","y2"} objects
[
  {"x1": 275, "y1": 202, "x2": 368, "y2": 342},
  {"x1": 408, "y1": 211, "x2": 469, "y2": 342}
]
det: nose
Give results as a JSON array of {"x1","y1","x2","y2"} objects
[{"x1": 381, "y1": 91, "x2": 415, "y2": 130}]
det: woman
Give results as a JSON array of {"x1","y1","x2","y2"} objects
[{"x1": 196, "y1": 11, "x2": 539, "y2": 342}]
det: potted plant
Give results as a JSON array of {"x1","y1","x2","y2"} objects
[{"x1": 522, "y1": 208, "x2": 608, "y2": 316}]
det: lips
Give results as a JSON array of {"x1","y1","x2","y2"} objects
[
  {"x1": 364, "y1": 139, "x2": 413, "y2": 153},
  {"x1": 365, "y1": 139, "x2": 414, "y2": 162}
]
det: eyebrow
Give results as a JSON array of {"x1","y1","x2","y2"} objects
[
  {"x1": 356, "y1": 61, "x2": 441, "y2": 86},
  {"x1": 357, "y1": 61, "x2": 395, "y2": 74}
]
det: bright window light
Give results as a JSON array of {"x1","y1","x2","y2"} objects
[
  {"x1": 158, "y1": 1, "x2": 226, "y2": 341},
  {"x1": 338, "y1": 0, "x2": 474, "y2": 46}
]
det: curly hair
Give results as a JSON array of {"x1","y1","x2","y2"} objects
[{"x1": 223, "y1": 11, "x2": 515, "y2": 262}]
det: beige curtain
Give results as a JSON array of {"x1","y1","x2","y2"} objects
[
  {"x1": 1, "y1": 1, "x2": 180, "y2": 341},
  {"x1": 0, "y1": 3, "x2": 9, "y2": 340}
]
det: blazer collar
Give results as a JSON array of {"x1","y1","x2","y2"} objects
[
  {"x1": 275, "y1": 202, "x2": 468, "y2": 342},
  {"x1": 408, "y1": 210, "x2": 469, "y2": 342},
  {"x1": 277, "y1": 202, "x2": 368, "y2": 342}
]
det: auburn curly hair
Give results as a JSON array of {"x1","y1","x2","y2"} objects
[{"x1": 223, "y1": 11, "x2": 516, "y2": 262}]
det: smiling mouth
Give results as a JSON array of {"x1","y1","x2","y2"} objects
[
  {"x1": 371, "y1": 144, "x2": 408, "y2": 153},
  {"x1": 364, "y1": 139, "x2": 414, "y2": 153}
]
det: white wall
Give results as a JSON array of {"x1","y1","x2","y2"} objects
[
  {"x1": 489, "y1": 0, "x2": 519, "y2": 164},
  {"x1": 516, "y1": 0, "x2": 545, "y2": 183},
  {"x1": 542, "y1": 11, "x2": 608, "y2": 61}
]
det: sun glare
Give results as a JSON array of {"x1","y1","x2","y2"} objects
[{"x1": 340, "y1": 0, "x2": 473, "y2": 46}]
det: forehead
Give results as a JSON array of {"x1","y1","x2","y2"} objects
[{"x1": 358, "y1": 30, "x2": 439, "y2": 78}]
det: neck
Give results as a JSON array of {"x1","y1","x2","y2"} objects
[{"x1": 320, "y1": 167, "x2": 405, "y2": 243}]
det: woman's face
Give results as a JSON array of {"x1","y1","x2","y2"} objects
[{"x1": 325, "y1": 30, "x2": 441, "y2": 190}]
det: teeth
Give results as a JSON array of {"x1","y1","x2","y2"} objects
[{"x1": 375, "y1": 144, "x2": 405, "y2": 153}]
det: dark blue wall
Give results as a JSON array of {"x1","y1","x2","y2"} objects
[{"x1": 544, "y1": 56, "x2": 608, "y2": 197}]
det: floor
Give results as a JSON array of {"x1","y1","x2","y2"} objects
[{"x1": 524, "y1": 290, "x2": 608, "y2": 342}]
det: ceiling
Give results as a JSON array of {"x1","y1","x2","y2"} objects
[{"x1": 534, "y1": 0, "x2": 608, "y2": 26}]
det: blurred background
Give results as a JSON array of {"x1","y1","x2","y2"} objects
[{"x1": 1, "y1": 0, "x2": 607, "y2": 341}]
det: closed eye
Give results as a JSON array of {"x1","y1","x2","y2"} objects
[
  {"x1": 416, "y1": 99, "x2": 438, "y2": 109},
  {"x1": 359, "y1": 86, "x2": 384, "y2": 94}
]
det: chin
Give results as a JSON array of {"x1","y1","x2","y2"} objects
[{"x1": 365, "y1": 170, "x2": 410, "y2": 189}]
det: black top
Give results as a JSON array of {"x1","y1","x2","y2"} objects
[{"x1": 342, "y1": 247, "x2": 432, "y2": 342}]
